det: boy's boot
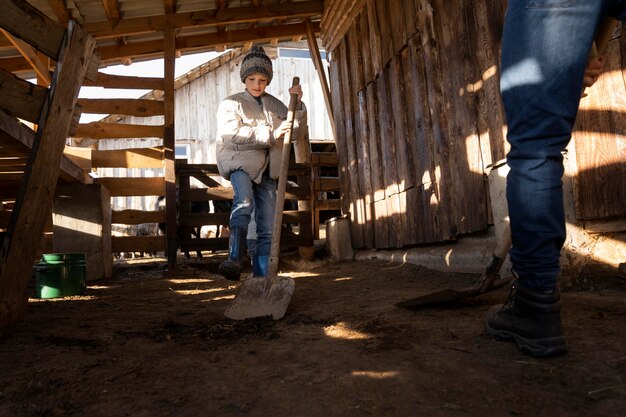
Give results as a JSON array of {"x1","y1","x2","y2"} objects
[
  {"x1": 218, "y1": 227, "x2": 246, "y2": 281},
  {"x1": 251, "y1": 254, "x2": 270, "y2": 277},
  {"x1": 486, "y1": 283, "x2": 567, "y2": 357}
]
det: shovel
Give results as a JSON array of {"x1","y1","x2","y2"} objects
[
  {"x1": 224, "y1": 77, "x2": 300, "y2": 321},
  {"x1": 395, "y1": 235, "x2": 512, "y2": 309},
  {"x1": 396, "y1": 159, "x2": 514, "y2": 309}
]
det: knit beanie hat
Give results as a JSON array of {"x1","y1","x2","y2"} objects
[{"x1": 240, "y1": 45, "x2": 273, "y2": 84}]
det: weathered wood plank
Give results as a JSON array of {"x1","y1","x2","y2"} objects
[
  {"x1": 164, "y1": 24, "x2": 177, "y2": 266},
  {"x1": 92, "y1": 147, "x2": 164, "y2": 168},
  {"x1": 389, "y1": 56, "x2": 414, "y2": 192},
  {"x1": 0, "y1": 28, "x2": 52, "y2": 86},
  {"x1": 112, "y1": 209, "x2": 166, "y2": 225},
  {"x1": 82, "y1": 72, "x2": 165, "y2": 90},
  {"x1": 74, "y1": 123, "x2": 164, "y2": 139},
  {"x1": 93, "y1": 177, "x2": 165, "y2": 196},
  {"x1": 86, "y1": 1, "x2": 324, "y2": 39},
  {"x1": 415, "y1": 4, "x2": 456, "y2": 241},
  {"x1": 306, "y1": 19, "x2": 335, "y2": 137},
  {"x1": 573, "y1": 37, "x2": 626, "y2": 219},
  {"x1": 76, "y1": 99, "x2": 164, "y2": 117},
  {"x1": 310, "y1": 152, "x2": 338, "y2": 166},
  {"x1": 97, "y1": 22, "x2": 320, "y2": 62},
  {"x1": 366, "y1": 0, "x2": 383, "y2": 77},
  {"x1": 321, "y1": 0, "x2": 367, "y2": 53},
  {"x1": 388, "y1": 0, "x2": 408, "y2": 54},
  {"x1": 0, "y1": 0, "x2": 66, "y2": 59},
  {"x1": 436, "y1": 0, "x2": 488, "y2": 234},
  {"x1": 359, "y1": 10, "x2": 373, "y2": 86},
  {"x1": 338, "y1": 38, "x2": 364, "y2": 248},
  {"x1": 328, "y1": 45, "x2": 350, "y2": 215},
  {"x1": 375, "y1": 0, "x2": 394, "y2": 67},
  {"x1": 0, "y1": 68, "x2": 47, "y2": 124},
  {"x1": 0, "y1": 21, "x2": 96, "y2": 336}
]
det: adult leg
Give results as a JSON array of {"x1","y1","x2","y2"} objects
[
  {"x1": 251, "y1": 174, "x2": 277, "y2": 276},
  {"x1": 219, "y1": 170, "x2": 254, "y2": 281},
  {"x1": 487, "y1": 0, "x2": 610, "y2": 357}
]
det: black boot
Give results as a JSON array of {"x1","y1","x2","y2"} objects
[
  {"x1": 486, "y1": 283, "x2": 567, "y2": 357},
  {"x1": 218, "y1": 227, "x2": 246, "y2": 281}
]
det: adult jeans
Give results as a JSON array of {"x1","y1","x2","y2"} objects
[
  {"x1": 500, "y1": 0, "x2": 626, "y2": 290},
  {"x1": 229, "y1": 170, "x2": 276, "y2": 257}
]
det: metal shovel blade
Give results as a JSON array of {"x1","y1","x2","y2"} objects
[
  {"x1": 224, "y1": 275, "x2": 295, "y2": 320},
  {"x1": 395, "y1": 276, "x2": 512, "y2": 309}
]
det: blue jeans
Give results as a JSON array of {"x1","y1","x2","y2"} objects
[
  {"x1": 229, "y1": 170, "x2": 276, "y2": 257},
  {"x1": 501, "y1": 0, "x2": 626, "y2": 290}
]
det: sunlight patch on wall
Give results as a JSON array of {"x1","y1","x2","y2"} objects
[
  {"x1": 323, "y1": 322, "x2": 371, "y2": 340},
  {"x1": 334, "y1": 277, "x2": 353, "y2": 282}
]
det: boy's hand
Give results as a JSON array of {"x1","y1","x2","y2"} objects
[
  {"x1": 274, "y1": 120, "x2": 293, "y2": 139},
  {"x1": 288, "y1": 84, "x2": 303, "y2": 103}
]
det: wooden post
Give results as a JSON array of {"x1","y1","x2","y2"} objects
[
  {"x1": 305, "y1": 19, "x2": 336, "y2": 139},
  {"x1": 294, "y1": 131, "x2": 315, "y2": 261},
  {"x1": 0, "y1": 21, "x2": 96, "y2": 336},
  {"x1": 163, "y1": 25, "x2": 177, "y2": 268}
]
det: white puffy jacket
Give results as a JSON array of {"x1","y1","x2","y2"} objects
[{"x1": 216, "y1": 89, "x2": 307, "y2": 183}]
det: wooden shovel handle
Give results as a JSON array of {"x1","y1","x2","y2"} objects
[{"x1": 267, "y1": 77, "x2": 300, "y2": 278}]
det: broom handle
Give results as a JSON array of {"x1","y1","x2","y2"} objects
[{"x1": 267, "y1": 77, "x2": 300, "y2": 278}]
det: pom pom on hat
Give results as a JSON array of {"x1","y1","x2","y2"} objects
[{"x1": 240, "y1": 45, "x2": 273, "y2": 84}]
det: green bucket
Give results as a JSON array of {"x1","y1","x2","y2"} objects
[{"x1": 35, "y1": 253, "x2": 87, "y2": 299}]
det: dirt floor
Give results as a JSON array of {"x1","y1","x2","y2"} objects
[{"x1": 1, "y1": 251, "x2": 625, "y2": 417}]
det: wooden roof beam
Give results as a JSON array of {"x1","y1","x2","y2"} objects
[
  {"x1": 164, "y1": 0, "x2": 177, "y2": 14},
  {"x1": 96, "y1": 21, "x2": 320, "y2": 62},
  {"x1": 101, "y1": 0, "x2": 121, "y2": 21},
  {"x1": 47, "y1": 0, "x2": 71, "y2": 27},
  {"x1": 0, "y1": 0, "x2": 66, "y2": 59},
  {"x1": 82, "y1": 0, "x2": 323, "y2": 39},
  {"x1": 0, "y1": 29, "x2": 52, "y2": 86}
]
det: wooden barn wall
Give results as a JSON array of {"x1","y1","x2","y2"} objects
[
  {"x1": 98, "y1": 51, "x2": 334, "y2": 211},
  {"x1": 572, "y1": 33, "x2": 626, "y2": 220},
  {"x1": 326, "y1": 0, "x2": 507, "y2": 249}
]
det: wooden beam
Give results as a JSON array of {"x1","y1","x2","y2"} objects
[
  {"x1": 83, "y1": 0, "x2": 323, "y2": 39},
  {"x1": 305, "y1": 19, "x2": 335, "y2": 138},
  {"x1": 47, "y1": 0, "x2": 71, "y2": 27},
  {"x1": 74, "y1": 122, "x2": 164, "y2": 139},
  {"x1": 93, "y1": 177, "x2": 165, "y2": 196},
  {"x1": 0, "y1": 0, "x2": 66, "y2": 59},
  {"x1": 112, "y1": 209, "x2": 166, "y2": 224},
  {"x1": 102, "y1": 0, "x2": 121, "y2": 21},
  {"x1": 76, "y1": 98, "x2": 165, "y2": 117},
  {"x1": 0, "y1": 68, "x2": 47, "y2": 124},
  {"x1": 82, "y1": 72, "x2": 164, "y2": 90},
  {"x1": 91, "y1": 147, "x2": 164, "y2": 168},
  {"x1": 164, "y1": 0, "x2": 177, "y2": 14},
  {"x1": 0, "y1": 128, "x2": 90, "y2": 186},
  {"x1": 0, "y1": 21, "x2": 96, "y2": 336},
  {"x1": 163, "y1": 24, "x2": 177, "y2": 266},
  {"x1": 0, "y1": 29, "x2": 52, "y2": 86},
  {"x1": 97, "y1": 21, "x2": 320, "y2": 61}
]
